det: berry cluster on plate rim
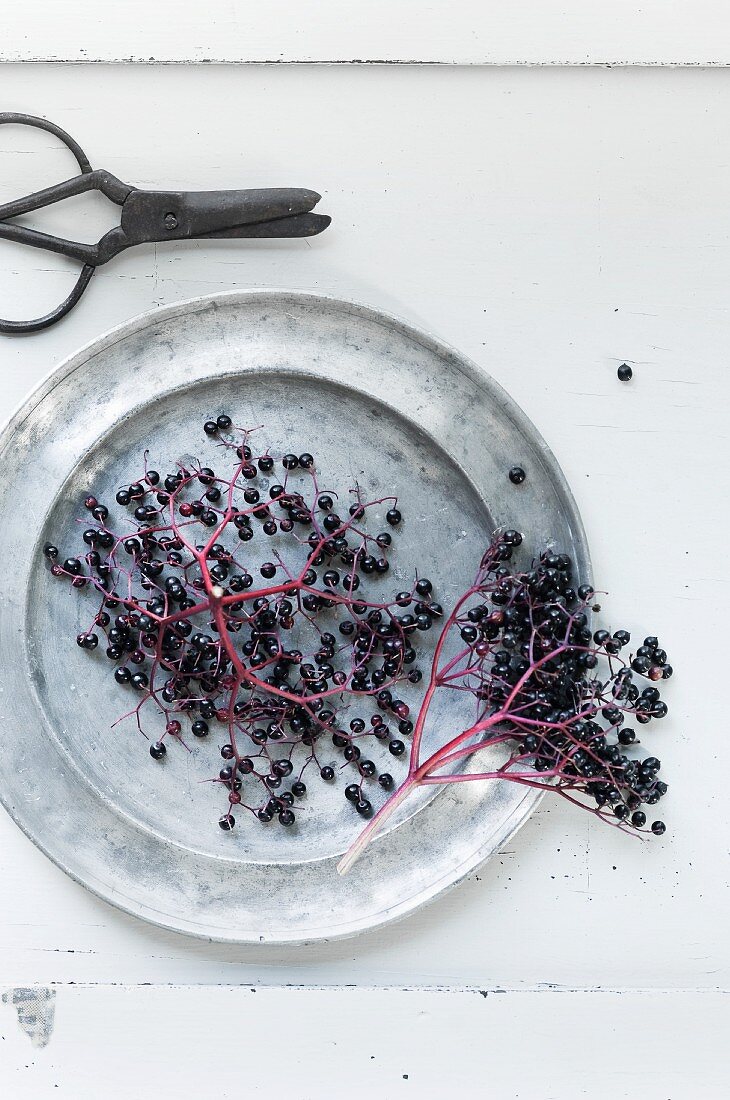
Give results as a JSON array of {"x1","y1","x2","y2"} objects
[{"x1": 43, "y1": 416, "x2": 672, "y2": 872}]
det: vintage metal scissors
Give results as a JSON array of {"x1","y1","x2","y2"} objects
[{"x1": 0, "y1": 113, "x2": 331, "y2": 334}]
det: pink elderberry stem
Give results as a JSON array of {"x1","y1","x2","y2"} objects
[
  {"x1": 409, "y1": 588, "x2": 475, "y2": 768},
  {"x1": 338, "y1": 713, "x2": 510, "y2": 874},
  {"x1": 337, "y1": 773, "x2": 419, "y2": 875}
]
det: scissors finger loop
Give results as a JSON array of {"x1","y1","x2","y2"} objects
[
  {"x1": 0, "y1": 113, "x2": 92, "y2": 175},
  {"x1": 0, "y1": 114, "x2": 99, "y2": 332},
  {"x1": 0, "y1": 265, "x2": 95, "y2": 335}
]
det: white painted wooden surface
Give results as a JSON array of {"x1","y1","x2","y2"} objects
[
  {"x1": 0, "y1": 61, "x2": 728, "y2": 1096},
  {"x1": 2, "y1": 1, "x2": 730, "y2": 65},
  {"x1": 1, "y1": 986, "x2": 726, "y2": 1099}
]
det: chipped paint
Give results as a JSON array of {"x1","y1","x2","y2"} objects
[{"x1": 2, "y1": 987, "x2": 56, "y2": 1048}]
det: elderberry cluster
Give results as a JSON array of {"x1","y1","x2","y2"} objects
[
  {"x1": 46, "y1": 416, "x2": 673, "y2": 847},
  {"x1": 44, "y1": 418, "x2": 440, "y2": 831},
  {"x1": 439, "y1": 544, "x2": 671, "y2": 833}
]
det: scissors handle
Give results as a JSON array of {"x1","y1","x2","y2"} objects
[
  {"x1": 0, "y1": 112, "x2": 92, "y2": 174},
  {"x1": 0, "y1": 265, "x2": 95, "y2": 335},
  {"x1": 0, "y1": 114, "x2": 99, "y2": 335}
]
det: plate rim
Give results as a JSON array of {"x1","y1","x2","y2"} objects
[{"x1": 0, "y1": 288, "x2": 591, "y2": 943}]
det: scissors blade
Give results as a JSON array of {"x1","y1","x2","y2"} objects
[
  {"x1": 121, "y1": 187, "x2": 327, "y2": 244},
  {"x1": 204, "y1": 212, "x2": 331, "y2": 239}
]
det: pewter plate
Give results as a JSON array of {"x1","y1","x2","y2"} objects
[{"x1": 0, "y1": 290, "x2": 589, "y2": 943}]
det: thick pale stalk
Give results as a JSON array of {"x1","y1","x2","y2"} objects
[{"x1": 337, "y1": 775, "x2": 419, "y2": 875}]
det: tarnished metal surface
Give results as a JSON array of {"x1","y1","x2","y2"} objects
[{"x1": 0, "y1": 290, "x2": 589, "y2": 942}]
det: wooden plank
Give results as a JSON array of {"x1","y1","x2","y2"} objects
[
  {"x1": 0, "y1": 986, "x2": 726, "y2": 1098},
  {"x1": 1, "y1": 1, "x2": 730, "y2": 65},
  {"x1": 0, "y1": 63, "x2": 726, "y2": 991}
]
